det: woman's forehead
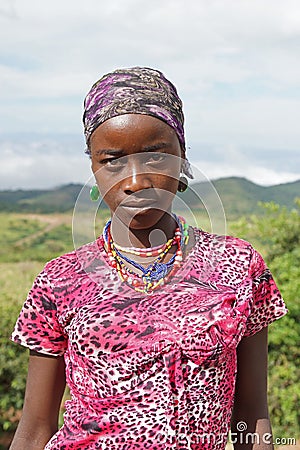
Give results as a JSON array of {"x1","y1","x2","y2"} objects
[{"x1": 90, "y1": 114, "x2": 180, "y2": 146}]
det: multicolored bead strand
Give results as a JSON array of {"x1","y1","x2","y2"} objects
[
  {"x1": 102, "y1": 215, "x2": 188, "y2": 293},
  {"x1": 113, "y1": 238, "x2": 174, "y2": 257}
]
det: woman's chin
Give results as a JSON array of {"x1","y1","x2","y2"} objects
[{"x1": 112, "y1": 207, "x2": 170, "y2": 231}]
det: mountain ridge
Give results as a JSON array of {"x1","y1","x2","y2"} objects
[{"x1": 0, "y1": 177, "x2": 299, "y2": 217}]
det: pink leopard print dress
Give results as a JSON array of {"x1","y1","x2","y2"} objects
[{"x1": 11, "y1": 229, "x2": 287, "y2": 449}]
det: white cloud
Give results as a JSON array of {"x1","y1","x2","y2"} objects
[
  {"x1": 0, "y1": 0, "x2": 17, "y2": 18},
  {"x1": 186, "y1": 96, "x2": 300, "y2": 151},
  {"x1": 2, "y1": 0, "x2": 300, "y2": 89},
  {"x1": 189, "y1": 142, "x2": 300, "y2": 185},
  {"x1": 0, "y1": 136, "x2": 299, "y2": 190},
  {"x1": 0, "y1": 0, "x2": 299, "y2": 187},
  {"x1": 0, "y1": 137, "x2": 92, "y2": 189},
  {"x1": 192, "y1": 159, "x2": 300, "y2": 186}
]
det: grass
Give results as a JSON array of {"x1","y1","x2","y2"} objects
[
  {"x1": 0, "y1": 260, "x2": 44, "y2": 307},
  {"x1": 0, "y1": 213, "x2": 72, "y2": 263}
]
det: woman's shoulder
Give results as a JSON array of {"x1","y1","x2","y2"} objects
[
  {"x1": 194, "y1": 227, "x2": 255, "y2": 254},
  {"x1": 191, "y1": 227, "x2": 260, "y2": 280}
]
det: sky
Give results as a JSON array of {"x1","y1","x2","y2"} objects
[{"x1": 0, "y1": 0, "x2": 300, "y2": 189}]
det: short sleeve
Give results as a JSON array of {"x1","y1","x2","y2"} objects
[
  {"x1": 243, "y1": 247, "x2": 288, "y2": 337},
  {"x1": 11, "y1": 268, "x2": 67, "y2": 356}
]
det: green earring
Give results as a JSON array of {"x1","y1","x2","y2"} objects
[
  {"x1": 90, "y1": 185, "x2": 100, "y2": 201},
  {"x1": 178, "y1": 176, "x2": 188, "y2": 193}
]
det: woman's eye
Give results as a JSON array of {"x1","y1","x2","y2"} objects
[
  {"x1": 101, "y1": 158, "x2": 126, "y2": 169},
  {"x1": 146, "y1": 153, "x2": 167, "y2": 163}
]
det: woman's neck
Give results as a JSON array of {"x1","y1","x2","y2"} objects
[{"x1": 110, "y1": 212, "x2": 178, "y2": 249}]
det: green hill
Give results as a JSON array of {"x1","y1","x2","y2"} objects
[
  {"x1": 179, "y1": 176, "x2": 300, "y2": 218},
  {"x1": 0, "y1": 177, "x2": 299, "y2": 217},
  {"x1": 0, "y1": 184, "x2": 85, "y2": 213}
]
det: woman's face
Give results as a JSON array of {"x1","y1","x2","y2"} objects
[{"x1": 90, "y1": 114, "x2": 183, "y2": 230}]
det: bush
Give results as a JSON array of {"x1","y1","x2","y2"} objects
[
  {"x1": 0, "y1": 260, "x2": 44, "y2": 434},
  {"x1": 230, "y1": 199, "x2": 300, "y2": 438}
]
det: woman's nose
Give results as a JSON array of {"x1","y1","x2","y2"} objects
[{"x1": 122, "y1": 160, "x2": 153, "y2": 194}]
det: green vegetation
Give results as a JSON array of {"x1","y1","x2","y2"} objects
[
  {"x1": 230, "y1": 200, "x2": 300, "y2": 438},
  {"x1": 1, "y1": 177, "x2": 300, "y2": 217},
  {"x1": 0, "y1": 201, "x2": 299, "y2": 446},
  {"x1": 0, "y1": 214, "x2": 73, "y2": 263},
  {"x1": 0, "y1": 261, "x2": 43, "y2": 435},
  {"x1": 0, "y1": 184, "x2": 85, "y2": 213},
  {"x1": 180, "y1": 177, "x2": 300, "y2": 218}
]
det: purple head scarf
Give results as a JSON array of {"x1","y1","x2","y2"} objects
[{"x1": 83, "y1": 67, "x2": 193, "y2": 178}]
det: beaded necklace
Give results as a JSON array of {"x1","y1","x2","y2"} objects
[
  {"x1": 103, "y1": 215, "x2": 189, "y2": 293},
  {"x1": 113, "y1": 238, "x2": 174, "y2": 257}
]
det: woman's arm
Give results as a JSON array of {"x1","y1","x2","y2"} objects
[
  {"x1": 9, "y1": 351, "x2": 66, "y2": 450},
  {"x1": 231, "y1": 327, "x2": 273, "y2": 450}
]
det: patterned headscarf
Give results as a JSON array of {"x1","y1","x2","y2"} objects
[{"x1": 83, "y1": 67, "x2": 193, "y2": 178}]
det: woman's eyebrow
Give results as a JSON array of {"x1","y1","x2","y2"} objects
[
  {"x1": 94, "y1": 143, "x2": 169, "y2": 155},
  {"x1": 142, "y1": 142, "x2": 168, "y2": 152},
  {"x1": 95, "y1": 149, "x2": 125, "y2": 156}
]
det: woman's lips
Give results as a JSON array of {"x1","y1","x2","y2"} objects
[
  {"x1": 121, "y1": 194, "x2": 160, "y2": 209},
  {"x1": 122, "y1": 199, "x2": 158, "y2": 208}
]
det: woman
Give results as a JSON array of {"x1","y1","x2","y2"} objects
[{"x1": 10, "y1": 67, "x2": 287, "y2": 450}]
